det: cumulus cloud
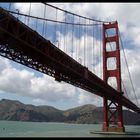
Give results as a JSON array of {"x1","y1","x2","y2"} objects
[
  {"x1": 120, "y1": 48, "x2": 140, "y2": 106},
  {"x1": 0, "y1": 3, "x2": 140, "y2": 108},
  {"x1": 77, "y1": 89, "x2": 102, "y2": 106},
  {"x1": 13, "y1": 3, "x2": 140, "y2": 46},
  {"x1": 44, "y1": 3, "x2": 140, "y2": 104},
  {"x1": 14, "y1": 3, "x2": 65, "y2": 23},
  {"x1": 55, "y1": 28, "x2": 102, "y2": 77},
  {"x1": 52, "y1": 3, "x2": 140, "y2": 44},
  {"x1": 0, "y1": 56, "x2": 103, "y2": 108},
  {"x1": 0, "y1": 57, "x2": 76, "y2": 103}
]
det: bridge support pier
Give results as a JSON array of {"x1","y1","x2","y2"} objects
[
  {"x1": 102, "y1": 21, "x2": 125, "y2": 132},
  {"x1": 102, "y1": 126, "x2": 125, "y2": 132}
]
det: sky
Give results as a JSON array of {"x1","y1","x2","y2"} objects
[{"x1": 0, "y1": 3, "x2": 140, "y2": 110}]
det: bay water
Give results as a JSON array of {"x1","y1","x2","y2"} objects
[{"x1": 0, "y1": 121, "x2": 139, "y2": 137}]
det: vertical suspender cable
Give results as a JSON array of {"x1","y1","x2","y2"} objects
[
  {"x1": 76, "y1": 22, "x2": 78, "y2": 61},
  {"x1": 72, "y1": 14, "x2": 74, "y2": 58},
  {"x1": 35, "y1": 17, "x2": 38, "y2": 32},
  {"x1": 95, "y1": 23, "x2": 97, "y2": 75},
  {"x1": 9, "y1": 3, "x2": 12, "y2": 11},
  {"x1": 76, "y1": 17, "x2": 79, "y2": 62},
  {"x1": 99, "y1": 25, "x2": 102, "y2": 79},
  {"x1": 122, "y1": 81, "x2": 130, "y2": 99},
  {"x1": 42, "y1": 5, "x2": 46, "y2": 37},
  {"x1": 44, "y1": 5, "x2": 48, "y2": 40},
  {"x1": 16, "y1": 9, "x2": 19, "y2": 20},
  {"x1": 92, "y1": 22, "x2": 95, "y2": 73},
  {"x1": 78, "y1": 16, "x2": 81, "y2": 64},
  {"x1": 45, "y1": 20, "x2": 48, "y2": 39},
  {"x1": 28, "y1": 3, "x2": 31, "y2": 26},
  {"x1": 54, "y1": 8, "x2": 58, "y2": 43},
  {"x1": 60, "y1": 17, "x2": 63, "y2": 50},
  {"x1": 84, "y1": 18, "x2": 86, "y2": 66},
  {"x1": 65, "y1": 12, "x2": 67, "y2": 53},
  {"x1": 64, "y1": 12, "x2": 66, "y2": 52},
  {"x1": 45, "y1": 6, "x2": 48, "y2": 39},
  {"x1": 25, "y1": 15, "x2": 27, "y2": 25},
  {"x1": 88, "y1": 19, "x2": 90, "y2": 69},
  {"x1": 56, "y1": 8, "x2": 58, "y2": 44},
  {"x1": 73, "y1": 15, "x2": 75, "y2": 59},
  {"x1": 85, "y1": 19, "x2": 87, "y2": 67}
]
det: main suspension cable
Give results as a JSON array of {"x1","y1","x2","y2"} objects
[
  {"x1": 42, "y1": 2, "x2": 114, "y2": 23},
  {"x1": 6, "y1": 10, "x2": 102, "y2": 26},
  {"x1": 118, "y1": 29, "x2": 140, "y2": 106}
]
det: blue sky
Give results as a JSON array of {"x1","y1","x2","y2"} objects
[{"x1": 0, "y1": 3, "x2": 140, "y2": 110}]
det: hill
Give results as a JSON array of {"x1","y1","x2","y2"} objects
[
  {"x1": 0, "y1": 99, "x2": 140, "y2": 125},
  {"x1": 0, "y1": 99, "x2": 65, "y2": 122}
]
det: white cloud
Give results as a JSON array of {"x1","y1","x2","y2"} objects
[
  {"x1": 120, "y1": 48, "x2": 140, "y2": 107},
  {"x1": 0, "y1": 57, "x2": 76, "y2": 103},
  {"x1": 78, "y1": 89, "x2": 102, "y2": 106},
  {"x1": 14, "y1": 3, "x2": 65, "y2": 23},
  {"x1": 0, "y1": 56, "x2": 104, "y2": 108},
  {"x1": 13, "y1": 3, "x2": 140, "y2": 46},
  {"x1": 1, "y1": 3, "x2": 140, "y2": 109},
  {"x1": 32, "y1": 98, "x2": 47, "y2": 105},
  {"x1": 55, "y1": 29, "x2": 102, "y2": 77},
  {"x1": 52, "y1": 3, "x2": 140, "y2": 45},
  {"x1": 0, "y1": 57, "x2": 11, "y2": 72}
]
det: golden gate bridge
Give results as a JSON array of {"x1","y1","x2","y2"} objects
[{"x1": 0, "y1": 3, "x2": 140, "y2": 133}]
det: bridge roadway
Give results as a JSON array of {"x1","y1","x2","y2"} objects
[{"x1": 0, "y1": 7, "x2": 139, "y2": 113}]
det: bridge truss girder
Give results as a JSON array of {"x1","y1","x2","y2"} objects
[{"x1": 0, "y1": 7, "x2": 139, "y2": 119}]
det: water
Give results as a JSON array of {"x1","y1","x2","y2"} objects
[{"x1": 0, "y1": 121, "x2": 139, "y2": 137}]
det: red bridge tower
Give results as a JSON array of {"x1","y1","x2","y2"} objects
[{"x1": 102, "y1": 21, "x2": 125, "y2": 132}]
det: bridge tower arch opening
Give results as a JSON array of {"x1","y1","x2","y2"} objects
[{"x1": 102, "y1": 21, "x2": 125, "y2": 132}]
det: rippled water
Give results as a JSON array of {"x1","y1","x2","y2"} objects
[{"x1": 0, "y1": 121, "x2": 139, "y2": 137}]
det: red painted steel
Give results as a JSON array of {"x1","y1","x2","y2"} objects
[
  {"x1": 0, "y1": 7, "x2": 139, "y2": 117},
  {"x1": 102, "y1": 21, "x2": 125, "y2": 132}
]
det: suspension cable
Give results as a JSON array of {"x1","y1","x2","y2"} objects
[
  {"x1": 99, "y1": 25, "x2": 102, "y2": 79},
  {"x1": 92, "y1": 22, "x2": 95, "y2": 73},
  {"x1": 85, "y1": 19, "x2": 87, "y2": 67},
  {"x1": 122, "y1": 80, "x2": 130, "y2": 99},
  {"x1": 54, "y1": 7, "x2": 58, "y2": 43},
  {"x1": 95, "y1": 24, "x2": 97, "y2": 74},
  {"x1": 28, "y1": 3, "x2": 31, "y2": 26},
  {"x1": 118, "y1": 29, "x2": 140, "y2": 106},
  {"x1": 72, "y1": 14, "x2": 74, "y2": 58},
  {"x1": 60, "y1": 18, "x2": 62, "y2": 50},
  {"x1": 84, "y1": 18, "x2": 86, "y2": 66},
  {"x1": 42, "y1": 2, "x2": 114, "y2": 23},
  {"x1": 44, "y1": 5, "x2": 48, "y2": 40},
  {"x1": 42, "y1": 4, "x2": 46, "y2": 36},
  {"x1": 78, "y1": 16, "x2": 80, "y2": 63},
  {"x1": 6, "y1": 10, "x2": 102, "y2": 27},
  {"x1": 65, "y1": 12, "x2": 67, "y2": 53},
  {"x1": 35, "y1": 17, "x2": 38, "y2": 31},
  {"x1": 8, "y1": 3, "x2": 12, "y2": 11},
  {"x1": 64, "y1": 12, "x2": 66, "y2": 52},
  {"x1": 44, "y1": 19, "x2": 48, "y2": 39},
  {"x1": 88, "y1": 19, "x2": 90, "y2": 69}
]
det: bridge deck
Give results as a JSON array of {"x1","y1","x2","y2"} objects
[{"x1": 0, "y1": 7, "x2": 139, "y2": 113}]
